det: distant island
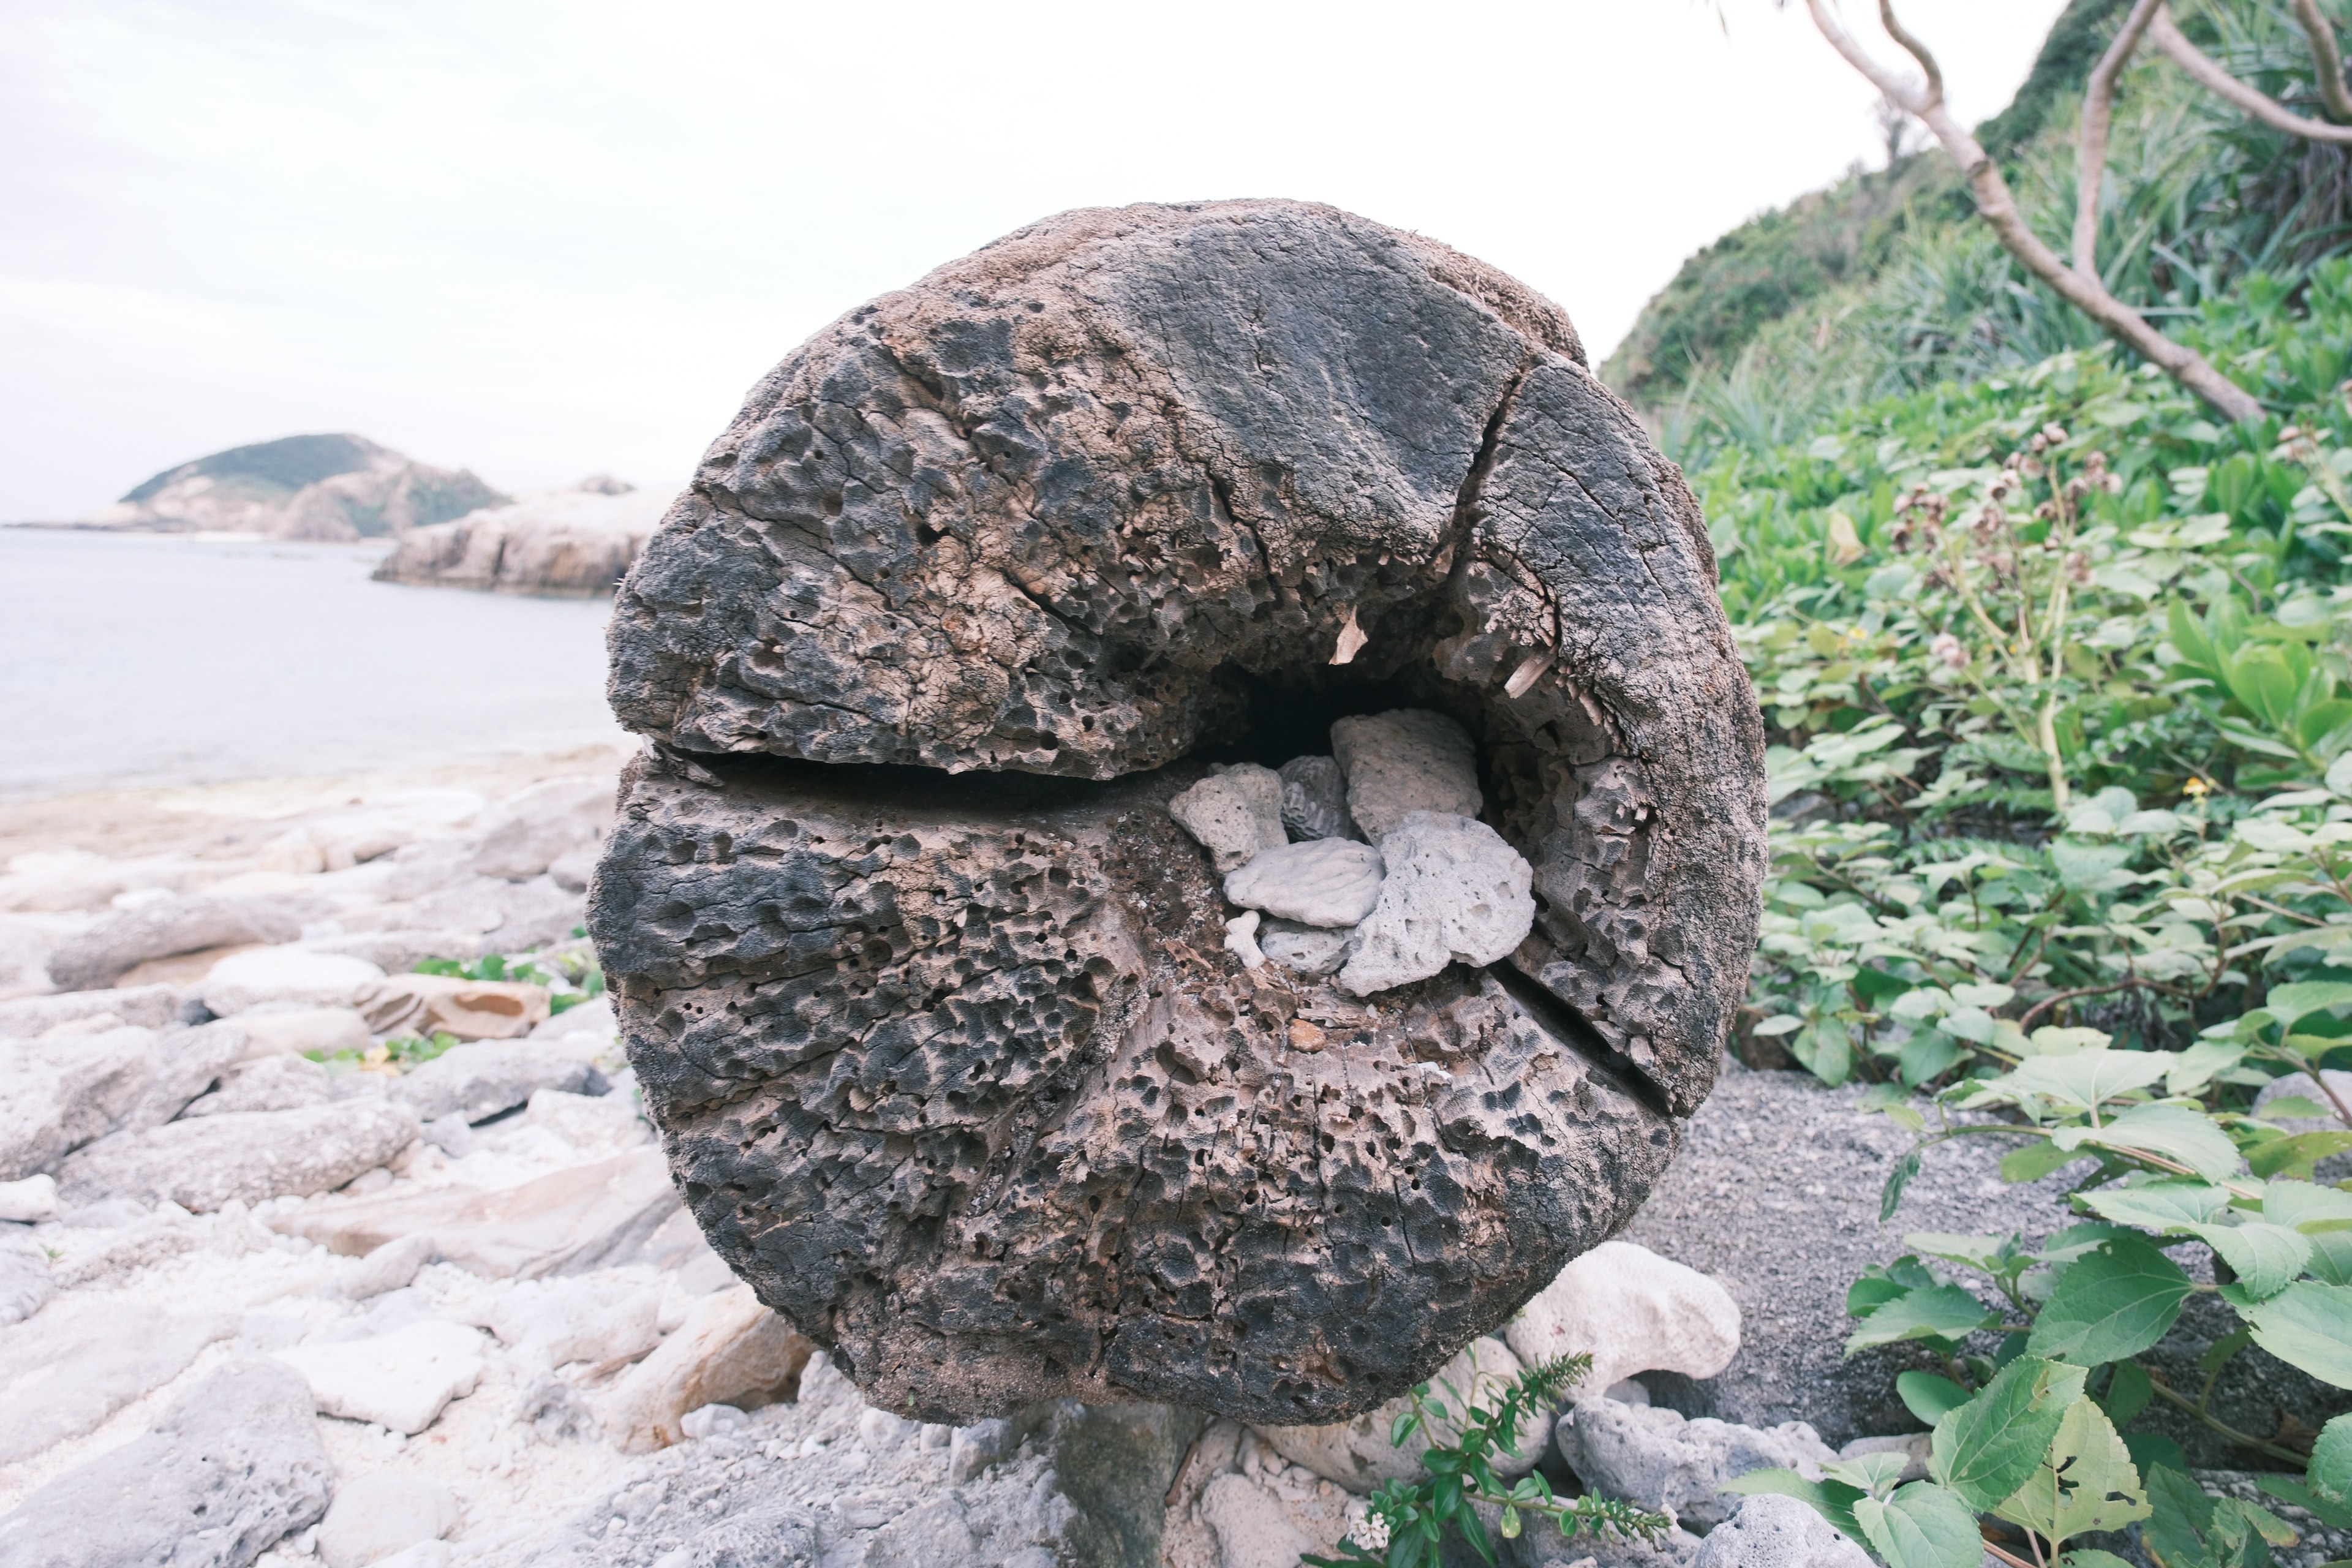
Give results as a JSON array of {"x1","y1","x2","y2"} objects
[
  {"x1": 85, "y1": 432, "x2": 502, "y2": 540},
  {"x1": 43, "y1": 432, "x2": 666, "y2": 595}
]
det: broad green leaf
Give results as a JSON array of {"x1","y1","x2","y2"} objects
[
  {"x1": 2101, "y1": 1360, "x2": 2152, "y2": 1427},
  {"x1": 2252, "y1": 1472, "x2": 2352, "y2": 1531},
  {"x1": 2310, "y1": 1230, "x2": 2352, "y2": 1286},
  {"x1": 1824, "y1": 1450, "x2": 1913, "y2": 1495},
  {"x1": 2056, "y1": 1553, "x2": 2137, "y2": 1568},
  {"x1": 2080, "y1": 1180, "x2": 2233, "y2": 1232},
  {"x1": 1883, "y1": 1147, "x2": 1923, "y2": 1223},
  {"x1": 2259, "y1": 1182, "x2": 2352, "y2": 1234},
  {"x1": 2026, "y1": 1235, "x2": 2195, "y2": 1365},
  {"x1": 2264, "y1": 982, "x2": 2352, "y2": 1033},
  {"x1": 1931, "y1": 1355, "x2": 2089, "y2": 1511},
  {"x1": 2030, "y1": 1026, "x2": 2112, "y2": 1057},
  {"x1": 2051, "y1": 840, "x2": 2133, "y2": 891},
  {"x1": 1951, "y1": 981, "x2": 2017, "y2": 1009},
  {"x1": 2177, "y1": 1222, "x2": 2314, "y2": 1300},
  {"x1": 1997, "y1": 1049, "x2": 2171, "y2": 1114},
  {"x1": 2053, "y1": 1104, "x2": 2241, "y2": 1181},
  {"x1": 2003, "y1": 1139, "x2": 2084, "y2": 1183},
  {"x1": 1898, "y1": 1371, "x2": 1972, "y2": 1425},
  {"x1": 2244, "y1": 1281, "x2": 2352, "y2": 1389},
  {"x1": 1904, "y1": 1233, "x2": 2017, "y2": 1273},
  {"x1": 1942, "y1": 1006, "x2": 1997, "y2": 1046},
  {"x1": 2141, "y1": 1460, "x2": 2218, "y2": 1568},
  {"x1": 2166, "y1": 1039, "x2": 2250, "y2": 1096},
  {"x1": 1853, "y1": 1482, "x2": 1985, "y2": 1568},
  {"x1": 1992, "y1": 1398, "x2": 2150, "y2": 1550},
  {"x1": 2309, "y1": 1411, "x2": 2352, "y2": 1507},
  {"x1": 1721, "y1": 1468, "x2": 1864, "y2": 1537},
  {"x1": 2038, "y1": 1223, "x2": 2136, "y2": 1266},
  {"x1": 2249, "y1": 1131, "x2": 2352, "y2": 1180},
  {"x1": 1847, "y1": 1286, "x2": 2000, "y2": 1355}
]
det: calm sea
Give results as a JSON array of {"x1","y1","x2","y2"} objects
[{"x1": 0, "y1": 529, "x2": 626, "y2": 800}]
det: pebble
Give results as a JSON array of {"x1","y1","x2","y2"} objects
[
  {"x1": 1169, "y1": 765, "x2": 1287, "y2": 873},
  {"x1": 1336, "y1": 811, "x2": 1535, "y2": 996},
  {"x1": 1330, "y1": 709, "x2": 1481, "y2": 841},
  {"x1": 1224, "y1": 838, "x2": 1384, "y2": 928}
]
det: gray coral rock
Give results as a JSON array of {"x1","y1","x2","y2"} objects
[
  {"x1": 1331, "y1": 709, "x2": 1483, "y2": 841},
  {"x1": 1554, "y1": 1396, "x2": 1836, "y2": 1532},
  {"x1": 177, "y1": 1053, "x2": 331, "y2": 1117},
  {"x1": 591, "y1": 200, "x2": 1763, "y2": 1423},
  {"x1": 1278, "y1": 756, "x2": 1355, "y2": 841},
  {"x1": 1168, "y1": 765, "x2": 1287, "y2": 873},
  {"x1": 0, "y1": 1355, "x2": 331, "y2": 1568},
  {"x1": 0, "y1": 1021, "x2": 246, "y2": 1182},
  {"x1": 1338, "y1": 812, "x2": 1536, "y2": 996},
  {"x1": 1257, "y1": 920, "x2": 1351, "y2": 978},
  {"x1": 1224, "y1": 839, "x2": 1384, "y2": 928},
  {"x1": 1690, "y1": 1494, "x2": 1875, "y2": 1568}
]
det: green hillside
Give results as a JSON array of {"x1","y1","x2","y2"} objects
[{"x1": 1605, "y1": 0, "x2": 2352, "y2": 462}]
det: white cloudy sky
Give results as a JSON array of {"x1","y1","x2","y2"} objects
[{"x1": 0, "y1": 0, "x2": 2068, "y2": 519}]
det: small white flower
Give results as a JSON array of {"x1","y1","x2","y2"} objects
[{"x1": 1346, "y1": 1501, "x2": 1392, "y2": 1553}]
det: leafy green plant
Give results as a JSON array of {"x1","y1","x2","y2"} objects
[
  {"x1": 303, "y1": 1030, "x2": 458, "y2": 1076},
  {"x1": 1304, "y1": 1354, "x2": 1668, "y2": 1568},
  {"x1": 413, "y1": 945, "x2": 605, "y2": 1014},
  {"x1": 1756, "y1": 1025, "x2": 2352, "y2": 1568}
]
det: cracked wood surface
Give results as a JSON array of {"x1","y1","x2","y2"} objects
[{"x1": 592, "y1": 200, "x2": 1765, "y2": 1423}]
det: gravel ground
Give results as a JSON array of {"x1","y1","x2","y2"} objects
[{"x1": 1621, "y1": 1061, "x2": 2352, "y2": 1464}]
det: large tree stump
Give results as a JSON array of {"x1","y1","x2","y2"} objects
[{"x1": 589, "y1": 200, "x2": 1766, "y2": 1427}]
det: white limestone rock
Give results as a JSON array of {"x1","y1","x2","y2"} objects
[
  {"x1": 1257, "y1": 1336, "x2": 1542, "y2": 1495},
  {"x1": 1331, "y1": 709, "x2": 1481, "y2": 841},
  {"x1": 317, "y1": 1474, "x2": 460, "y2": 1568},
  {"x1": 0, "y1": 1229, "x2": 51, "y2": 1328},
  {"x1": 0, "y1": 1020, "x2": 246, "y2": 1181},
  {"x1": 1278, "y1": 755, "x2": 1356, "y2": 841},
  {"x1": 55, "y1": 1097, "x2": 423, "y2": 1211},
  {"x1": 1691, "y1": 1493, "x2": 1875, "y2": 1568},
  {"x1": 0, "y1": 1355, "x2": 331, "y2": 1568},
  {"x1": 235, "y1": 1005, "x2": 371, "y2": 1060},
  {"x1": 177, "y1": 1053, "x2": 331, "y2": 1117},
  {"x1": 598, "y1": 1283, "x2": 813, "y2": 1453},
  {"x1": 0, "y1": 1172, "x2": 55, "y2": 1223},
  {"x1": 275, "y1": 1319, "x2": 488, "y2": 1435},
  {"x1": 0, "y1": 984, "x2": 180, "y2": 1038},
  {"x1": 0, "y1": 1298, "x2": 231, "y2": 1463},
  {"x1": 484, "y1": 1274, "x2": 663, "y2": 1370},
  {"x1": 1169, "y1": 765, "x2": 1287, "y2": 873},
  {"x1": 202, "y1": 948, "x2": 385, "y2": 1017},
  {"x1": 331, "y1": 1234, "x2": 439, "y2": 1302},
  {"x1": 1336, "y1": 812, "x2": 1535, "y2": 996},
  {"x1": 1257, "y1": 921, "x2": 1351, "y2": 978},
  {"x1": 1505, "y1": 1240, "x2": 1743, "y2": 1398},
  {"x1": 1223, "y1": 911, "x2": 1266, "y2": 970},
  {"x1": 1224, "y1": 839, "x2": 1384, "y2": 928},
  {"x1": 470, "y1": 775, "x2": 614, "y2": 881},
  {"x1": 1554, "y1": 1398, "x2": 1835, "y2": 1532},
  {"x1": 1200, "y1": 1472, "x2": 1318, "y2": 1568},
  {"x1": 392, "y1": 1041, "x2": 606, "y2": 1125}
]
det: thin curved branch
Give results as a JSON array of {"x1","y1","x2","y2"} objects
[
  {"x1": 2149, "y1": 5, "x2": 2352, "y2": 143},
  {"x1": 1878, "y1": 0, "x2": 1945, "y2": 107},
  {"x1": 2076, "y1": 0, "x2": 2168, "y2": 277},
  {"x1": 1801, "y1": 0, "x2": 2266, "y2": 423},
  {"x1": 2292, "y1": 0, "x2": 2352, "y2": 124}
]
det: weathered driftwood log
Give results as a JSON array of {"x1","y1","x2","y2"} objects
[{"x1": 589, "y1": 200, "x2": 1766, "y2": 1427}]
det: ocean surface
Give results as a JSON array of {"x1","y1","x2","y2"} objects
[{"x1": 0, "y1": 529, "x2": 627, "y2": 801}]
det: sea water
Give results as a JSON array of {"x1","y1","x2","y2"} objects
[{"x1": 0, "y1": 528, "x2": 625, "y2": 800}]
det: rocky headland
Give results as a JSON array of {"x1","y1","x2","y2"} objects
[{"x1": 371, "y1": 479, "x2": 665, "y2": 596}]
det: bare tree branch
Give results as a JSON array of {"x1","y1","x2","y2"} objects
[
  {"x1": 2076, "y1": 0, "x2": 2167, "y2": 277},
  {"x1": 1803, "y1": 0, "x2": 2264, "y2": 423},
  {"x1": 2149, "y1": 5, "x2": 2352, "y2": 143},
  {"x1": 2292, "y1": 0, "x2": 2352, "y2": 124}
]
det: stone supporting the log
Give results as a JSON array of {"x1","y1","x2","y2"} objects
[{"x1": 589, "y1": 198, "x2": 1766, "y2": 1426}]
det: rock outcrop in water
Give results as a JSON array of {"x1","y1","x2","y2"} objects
[
  {"x1": 87, "y1": 432, "x2": 502, "y2": 540},
  {"x1": 590, "y1": 200, "x2": 1768, "y2": 1426},
  {"x1": 372, "y1": 477, "x2": 665, "y2": 595}
]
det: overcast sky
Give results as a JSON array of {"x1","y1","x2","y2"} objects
[{"x1": 0, "y1": 0, "x2": 2070, "y2": 520}]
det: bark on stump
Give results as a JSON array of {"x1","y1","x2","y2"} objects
[{"x1": 589, "y1": 200, "x2": 1766, "y2": 1427}]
